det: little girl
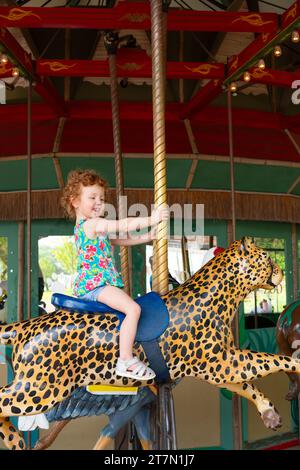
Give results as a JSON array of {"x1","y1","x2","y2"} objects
[{"x1": 61, "y1": 169, "x2": 169, "y2": 381}]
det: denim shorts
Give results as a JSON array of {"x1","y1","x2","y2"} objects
[{"x1": 79, "y1": 285, "x2": 107, "y2": 302}]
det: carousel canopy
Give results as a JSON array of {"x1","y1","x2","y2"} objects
[{"x1": 0, "y1": 0, "x2": 300, "y2": 197}]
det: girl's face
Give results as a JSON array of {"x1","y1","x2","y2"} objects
[{"x1": 73, "y1": 184, "x2": 105, "y2": 220}]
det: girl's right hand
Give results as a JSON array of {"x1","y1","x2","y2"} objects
[{"x1": 151, "y1": 206, "x2": 170, "y2": 225}]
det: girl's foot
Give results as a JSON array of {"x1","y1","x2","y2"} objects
[{"x1": 116, "y1": 357, "x2": 156, "y2": 381}]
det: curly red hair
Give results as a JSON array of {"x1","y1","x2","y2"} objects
[{"x1": 61, "y1": 169, "x2": 108, "y2": 219}]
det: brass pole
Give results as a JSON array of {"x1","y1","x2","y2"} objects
[
  {"x1": 181, "y1": 236, "x2": 191, "y2": 282},
  {"x1": 27, "y1": 81, "x2": 32, "y2": 319},
  {"x1": 227, "y1": 87, "x2": 243, "y2": 450},
  {"x1": 106, "y1": 36, "x2": 131, "y2": 296},
  {"x1": 150, "y1": 0, "x2": 168, "y2": 295},
  {"x1": 27, "y1": 80, "x2": 32, "y2": 450},
  {"x1": 150, "y1": 0, "x2": 177, "y2": 451},
  {"x1": 227, "y1": 89, "x2": 236, "y2": 241},
  {"x1": 17, "y1": 221, "x2": 24, "y2": 323},
  {"x1": 292, "y1": 223, "x2": 298, "y2": 300}
]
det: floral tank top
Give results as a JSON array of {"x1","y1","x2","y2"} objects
[{"x1": 73, "y1": 219, "x2": 124, "y2": 297}]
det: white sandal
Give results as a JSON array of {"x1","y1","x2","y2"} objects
[{"x1": 116, "y1": 357, "x2": 156, "y2": 381}]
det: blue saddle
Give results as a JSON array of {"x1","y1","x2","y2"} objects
[{"x1": 51, "y1": 291, "x2": 169, "y2": 343}]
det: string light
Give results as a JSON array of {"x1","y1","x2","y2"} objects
[
  {"x1": 292, "y1": 30, "x2": 300, "y2": 43},
  {"x1": 0, "y1": 54, "x2": 8, "y2": 65},
  {"x1": 258, "y1": 59, "x2": 266, "y2": 70},
  {"x1": 243, "y1": 71, "x2": 251, "y2": 82},
  {"x1": 229, "y1": 82, "x2": 237, "y2": 93},
  {"x1": 12, "y1": 67, "x2": 19, "y2": 77},
  {"x1": 274, "y1": 45, "x2": 282, "y2": 57}
]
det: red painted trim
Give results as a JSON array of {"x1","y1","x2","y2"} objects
[
  {"x1": 0, "y1": 106, "x2": 297, "y2": 161},
  {"x1": 181, "y1": 1, "x2": 299, "y2": 117},
  {"x1": 282, "y1": 0, "x2": 300, "y2": 29},
  {"x1": 36, "y1": 57, "x2": 225, "y2": 80},
  {"x1": 249, "y1": 67, "x2": 295, "y2": 88},
  {"x1": 180, "y1": 80, "x2": 223, "y2": 120},
  {"x1": 262, "y1": 438, "x2": 300, "y2": 451},
  {"x1": 0, "y1": 27, "x2": 34, "y2": 77},
  {"x1": 227, "y1": 30, "x2": 277, "y2": 79},
  {"x1": 0, "y1": 27, "x2": 66, "y2": 115},
  {"x1": 226, "y1": 1, "x2": 300, "y2": 84},
  {"x1": 282, "y1": 114, "x2": 300, "y2": 131},
  {"x1": 22, "y1": 58, "x2": 295, "y2": 90},
  {"x1": 0, "y1": 5, "x2": 277, "y2": 33},
  {"x1": 0, "y1": 101, "x2": 283, "y2": 129}
]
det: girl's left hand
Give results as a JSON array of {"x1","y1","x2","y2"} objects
[
  {"x1": 152, "y1": 206, "x2": 170, "y2": 224},
  {"x1": 150, "y1": 226, "x2": 157, "y2": 240}
]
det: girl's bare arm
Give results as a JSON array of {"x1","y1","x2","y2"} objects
[
  {"x1": 111, "y1": 229, "x2": 156, "y2": 246},
  {"x1": 83, "y1": 207, "x2": 168, "y2": 238}
]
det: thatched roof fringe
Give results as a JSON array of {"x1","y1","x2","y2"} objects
[{"x1": 0, "y1": 189, "x2": 299, "y2": 224}]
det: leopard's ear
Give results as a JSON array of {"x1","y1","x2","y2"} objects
[{"x1": 238, "y1": 237, "x2": 254, "y2": 256}]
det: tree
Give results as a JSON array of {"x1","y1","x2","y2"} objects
[
  {"x1": 39, "y1": 258, "x2": 56, "y2": 290},
  {"x1": 0, "y1": 237, "x2": 7, "y2": 282},
  {"x1": 51, "y1": 238, "x2": 77, "y2": 275}
]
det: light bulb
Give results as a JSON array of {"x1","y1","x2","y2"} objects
[
  {"x1": 12, "y1": 67, "x2": 19, "y2": 77},
  {"x1": 258, "y1": 59, "x2": 265, "y2": 70},
  {"x1": 230, "y1": 82, "x2": 237, "y2": 93},
  {"x1": 0, "y1": 54, "x2": 8, "y2": 65},
  {"x1": 274, "y1": 45, "x2": 282, "y2": 57},
  {"x1": 243, "y1": 71, "x2": 251, "y2": 82},
  {"x1": 292, "y1": 30, "x2": 300, "y2": 43}
]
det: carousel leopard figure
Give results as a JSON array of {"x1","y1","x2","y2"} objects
[{"x1": 0, "y1": 237, "x2": 298, "y2": 450}]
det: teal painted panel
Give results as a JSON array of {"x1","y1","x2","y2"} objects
[
  {"x1": 234, "y1": 164, "x2": 300, "y2": 193},
  {"x1": 60, "y1": 157, "x2": 191, "y2": 189},
  {"x1": 59, "y1": 157, "x2": 115, "y2": 187},
  {"x1": 124, "y1": 159, "x2": 153, "y2": 188},
  {"x1": 0, "y1": 156, "x2": 299, "y2": 194},
  {"x1": 0, "y1": 159, "x2": 58, "y2": 191},
  {"x1": 191, "y1": 161, "x2": 231, "y2": 190},
  {"x1": 191, "y1": 160, "x2": 300, "y2": 193},
  {"x1": 204, "y1": 220, "x2": 228, "y2": 247},
  {"x1": 124, "y1": 158, "x2": 192, "y2": 188},
  {"x1": 167, "y1": 159, "x2": 193, "y2": 188},
  {"x1": 245, "y1": 328, "x2": 278, "y2": 354},
  {"x1": 236, "y1": 220, "x2": 291, "y2": 238},
  {"x1": 292, "y1": 183, "x2": 300, "y2": 195}
]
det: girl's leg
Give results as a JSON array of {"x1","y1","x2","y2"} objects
[
  {"x1": 97, "y1": 285, "x2": 140, "y2": 361},
  {"x1": 96, "y1": 286, "x2": 155, "y2": 379}
]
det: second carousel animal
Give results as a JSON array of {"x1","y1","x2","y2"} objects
[{"x1": 276, "y1": 299, "x2": 300, "y2": 400}]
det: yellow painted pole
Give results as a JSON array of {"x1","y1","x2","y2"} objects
[
  {"x1": 105, "y1": 33, "x2": 131, "y2": 296},
  {"x1": 150, "y1": 0, "x2": 168, "y2": 295}
]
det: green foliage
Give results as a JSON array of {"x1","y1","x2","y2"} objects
[
  {"x1": 39, "y1": 237, "x2": 77, "y2": 288},
  {"x1": 255, "y1": 238, "x2": 285, "y2": 250},
  {"x1": 39, "y1": 257, "x2": 55, "y2": 290},
  {"x1": 255, "y1": 237, "x2": 285, "y2": 270},
  {"x1": 0, "y1": 237, "x2": 7, "y2": 282},
  {"x1": 51, "y1": 237, "x2": 77, "y2": 275},
  {"x1": 243, "y1": 237, "x2": 287, "y2": 314}
]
